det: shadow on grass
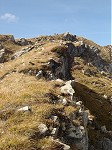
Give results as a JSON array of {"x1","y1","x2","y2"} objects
[{"x1": 73, "y1": 82, "x2": 112, "y2": 130}]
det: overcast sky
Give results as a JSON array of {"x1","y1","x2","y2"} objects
[{"x1": 0, "y1": 0, "x2": 111, "y2": 46}]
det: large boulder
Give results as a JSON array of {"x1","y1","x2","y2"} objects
[
  {"x1": 63, "y1": 32, "x2": 76, "y2": 42},
  {"x1": 17, "y1": 38, "x2": 29, "y2": 46},
  {"x1": 61, "y1": 80, "x2": 75, "y2": 96},
  {"x1": 9, "y1": 35, "x2": 15, "y2": 42}
]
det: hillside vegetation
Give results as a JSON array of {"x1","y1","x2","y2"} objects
[{"x1": 0, "y1": 33, "x2": 112, "y2": 150}]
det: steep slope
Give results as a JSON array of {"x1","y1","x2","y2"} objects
[{"x1": 0, "y1": 33, "x2": 112, "y2": 150}]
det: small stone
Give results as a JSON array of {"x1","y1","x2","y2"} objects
[
  {"x1": 75, "y1": 101, "x2": 82, "y2": 106},
  {"x1": 18, "y1": 106, "x2": 30, "y2": 112},
  {"x1": 51, "y1": 115, "x2": 58, "y2": 122},
  {"x1": 51, "y1": 127, "x2": 58, "y2": 136},
  {"x1": 38, "y1": 123, "x2": 48, "y2": 135},
  {"x1": 103, "y1": 94, "x2": 108, "y2": 99},
  {"x1": 56, "y1": 78, "x2": 64, "y2": 83},
  {"x1": 52, "y1": 139, "x2": 70, "y2": 150},
  {"x1": 36, "y1": 70, "x2": 43, "y2": 78},
  {"x1": 59, "y1": 98, "x2": 67, "y2": 105}
]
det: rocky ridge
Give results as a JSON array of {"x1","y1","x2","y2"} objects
[{"x1": 0, "y1": 33, "x2": 111, "y2": 150}]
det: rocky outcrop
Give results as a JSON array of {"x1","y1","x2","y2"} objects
[
  {"x1": 17, "y1": 38, "x2": 29, "y2": 46},
  {"x1": 17, "y1": 106, "x2": 31, "y2": 112},
  {"x1": 63, "y1": 32, "x2": 76, "y2": 42},
  {"x1": 11, "y1": 46, "x2": 34, "y2": 59},
  {"x1": 45, "y1": 80, "x2": 89, "y2": 150},
  {"x1": 35, "y1": 33, "x2": 77, "y2": 42},
  {"x1": 47, "y1": 55, "x2": 73, "y2": 80},
  {"x1": 0, "y1": 34, "x2": 15, "y2": 42},
  {"x1": 0, "y1": 33, "x2": 111, "y2": 150},
  {"x1": 65, "y1": 42, "x2": 85, "y2": 57},
  {"x1": 38, "y1": 123, "x2": 48, "y2": 135},
  {"x1": 61, "y1": 80, "x2": 75, "y2": 101},
  {"x1": 81, "y1": 44, "x2": 111, "y2": 74}
]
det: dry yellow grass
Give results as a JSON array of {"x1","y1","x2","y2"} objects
[
  {"x1": 0, "y1": 72, "x2": 64, "y2": 149},
  {"x1": 0, "y1": 35, "x2": 111, "y2": 149}
]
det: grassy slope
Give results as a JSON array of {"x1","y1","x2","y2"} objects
[
  {"x1": 0, "y1": 36, "x2": 111, "y2": 149},
  {"x1": 0, "y1": 41, "x2": 66, "y2": 149}
]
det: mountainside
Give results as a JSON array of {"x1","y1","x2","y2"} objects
[{"x1": 0, "y1": 33, "x2": 112, "y2": 150}]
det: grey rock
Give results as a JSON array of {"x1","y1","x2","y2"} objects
[
  {"x1": 51, "y1": 127, "x2": 59, "y2": 136},
  {"x1": 38, "y1": 123, "x2": 48, "y2": 135},
  {"x1": 17, "y1": 38, "x2": 28, "y2": 46},
  {"x1": 61, "y1": 80, "x2": 75, "y2": 96},
  {"x1": 75, "y1": 128, "x2": 88, "y2": 150},
  {"x1": 11, "y1": 46, "x2": 34, "y2": 59},
  {"x1": 48, "y1": 50, "x2": 73, "y2": 80},
  {"x1": 103, "y1": 94, "x2": 108, "y2": 99},
  {"x1": 81, "y1": 111, "x2": 88, "y2": 127},
  {"x1": 63, "y1": 32, "x2": 76, "y2": 42},
  {"x1": 56, "y1": 78, "x2": 64, "y2": 83},
  {"x1": 52, "y1": 139, "x2": 70, "y2": 150},
  {"x1": 36, "y1": 70, "x2": 43, "y2": 79},
  {"x1": 51, "y1": 115, "x2": 58, "y2": 122},
  {"x1": 65, "y1": 42, "x2": 85, "y2": 57},
  {"x1": 59, "y1": 98, "x2": 67, "y2": 105},
  {"x1": 17, "y1": 106, "x2": 31, "y2": 112},
  {"x1": 75, "y1": 101, "x2": 83, "y2": 106},
  {"x1": 67, "y1": 124, "x2": 84, "y2": 139},
  {"x1": 9, "y1": 35, "x2": 15, "y2": 42},
  {"x1": 97, "y1": 138, "x2": 112, "y2": 150}
]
